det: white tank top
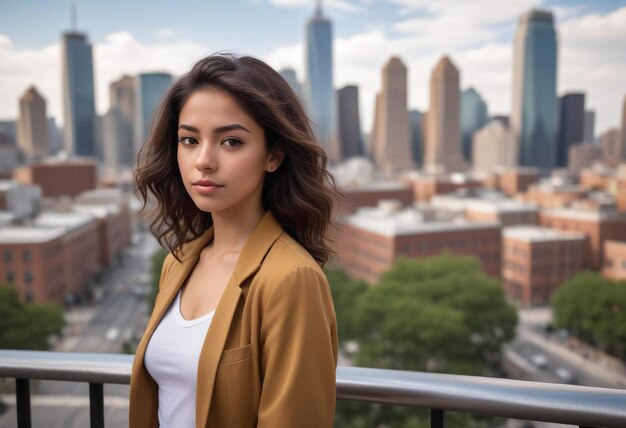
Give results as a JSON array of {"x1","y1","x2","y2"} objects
[{"x1": 144, "y1": 288, "x2": 216, "y2": 428}]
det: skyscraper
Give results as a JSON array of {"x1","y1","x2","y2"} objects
[
  {"x1": 304, "y1": 1, "x2": 340, "y2": 162},
  {"x1": 337, "y1": 85, "x2": 364, "y2": 159},
  {"x1": 461, "y1": 87, "x2": 488, "y2": 162},
  {"x1": 103, "y1": 75, "x2": 135, "y2": 174},
  {"x1": 511, "y1": 9, "x2": 558, "y2": 173},
  {"x1": 17, "y1": 86, "x2": 50, "y2": 160},
  {"x1": 557, "y1": 93, "x2": 585, "y2": 168},
  {"x1": 472, "y1": 120, "x2": 516, "y2": 173},
  {"x1": 279, "y1": 68, "x2": 302, "y2": 101},
  {"x1": 61, "y1": 31, "x2": 96, "y2": 157},
  {"x1": 134, "y1": 73, "x2": 173, "y2": 161},
  {"x1": 409, "y1": 110, "x2": 423, "y2": 166},
  {"x1": 583, "y1": 110, "x2": 596, "y2": 144},
  {"x1": 424, "y1": 56, "x2": 465, "y2": 172},
  {"x1": 370, "y1": 56, "x2": 413, "y2": 174}
]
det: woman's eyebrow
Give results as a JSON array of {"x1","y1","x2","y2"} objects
[
  {"x1": 178, "y1": 124, "x2": 200, "y2": 133},
  {"x1": 213, "y1": 123, "x2": 251, "y2": 134},
  {"x1": 177, "y1": 123, "x2": 251, "y2": 134}
]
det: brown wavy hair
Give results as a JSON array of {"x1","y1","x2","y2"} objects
[{"x1": 133, "y1": 52, "x2": 341, "y2": 266}]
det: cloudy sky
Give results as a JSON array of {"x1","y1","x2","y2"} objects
[{"x1": 1, "y1": 0, "x2": 625, "y2": 136}]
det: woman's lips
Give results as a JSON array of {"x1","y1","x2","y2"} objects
[{"x1": 193, "y1": 184, "x2": 223, "y2": 195}]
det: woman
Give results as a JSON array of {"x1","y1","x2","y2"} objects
[{"x1": 130, "y1": 53, "x2": 340, "y2": 428}]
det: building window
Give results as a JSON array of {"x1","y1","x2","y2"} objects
[
  {"x1": 622, "y1": 260, "x2": 626, "y2": 269},
  {"x1": 24, "y1": 271, "x2": 33, "y2": 283},
  {"x1": 6, "y1": 271, "x2": 14, "y2": 283},
  {"x1": 25, "y1": 291, "x2": 33, "y2": 303},
  {"x1": 3, "y1": 250, "x2": 12, "y2": 263},
  {"x1": 23, "y1": 249, "x2": 32, "y2": 262}
]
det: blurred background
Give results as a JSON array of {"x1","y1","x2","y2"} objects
[{"x1": 0, "y1": 0, "x2": 625, "y2": 427}]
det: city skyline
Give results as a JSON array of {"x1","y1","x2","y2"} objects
[{"x1": 0, "y1": 0, "x2": 624, "y2": 136}]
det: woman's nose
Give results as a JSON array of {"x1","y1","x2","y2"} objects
[{"x1": 195, "y1": 142, "x2": 217, "y2": 170}]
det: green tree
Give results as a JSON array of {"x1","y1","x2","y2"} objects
[
  {"x1": 332, "y1": 254, "x2": 517, "y2": 428},
  {"x1": 325, "y1": 267, "x2": 368, "y2": 344},
  {"x1": 0, "y1": 286, "x2": 65, "y2": 350},
  {"x1": 147, "y1": 248, "x2": 168, "y2": 313},
  {"x1": 552, "y1": 272, "x2": 626, "y2": 359}
]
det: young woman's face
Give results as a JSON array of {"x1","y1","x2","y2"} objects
[{"x1": 177, "y1": 88, "x2": 280, "y2": 216}]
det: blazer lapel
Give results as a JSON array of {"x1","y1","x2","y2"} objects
[
  {"x1": 195, "y1": 210, "x2": 283, "y2": 428},
  {"x1": 134, "y1": 225, "x2": 215, "y2": 372}
]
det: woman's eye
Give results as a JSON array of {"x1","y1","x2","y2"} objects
[
  {"x1": 222, "y1": 137, "x2": 242, "y2": 148},
  {"x1": 178, "y1": 136, "x2": 197, "y2": 145}
]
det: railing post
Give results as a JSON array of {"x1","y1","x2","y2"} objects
[
  {"x1": 431, "y1": 408, "x2": 444, "y2": 428},
  {"x1": 15, "y1": 378, "x2": 32, "y2": 428},
  {"x1": 89, "y1": 382, "x2": 104, "y2": 428}
]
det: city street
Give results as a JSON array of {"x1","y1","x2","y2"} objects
[{"x1": 0, "y1": 231, "x2": 160, "y2": 428}]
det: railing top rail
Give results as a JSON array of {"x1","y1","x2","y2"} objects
[{"x1": 1, "y1": 350, "x2": 625, "y2": 427}]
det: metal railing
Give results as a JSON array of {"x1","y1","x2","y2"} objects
[{"x1": 1, "y1": 350, "x2": 625, "y2": 427}]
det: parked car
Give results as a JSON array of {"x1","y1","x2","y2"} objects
[
  {"x1": 531, "y1": 353, "x2": 548, "y2": 368},
  {"x1": 555, "y1": 366, "x2": 576, "y2": 384}
]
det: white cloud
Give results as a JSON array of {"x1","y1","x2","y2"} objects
[
  {"x1": 0, "y1": 35, "x2": 60, "y2": 124},
  {"x1": 265, "y1": 42, "x2": 304, "y2": 78},
  {"x1": 0, "y1": 35, "x2": 12, "y2": 49},
  {"x1": 268, "y1": 0, "x2": 363, "y2": 13},
  {"x1": 389, "y1": 0, "x2": 541, "y2": 25},
  {"x1": 0, "y1": 32, "x2": 209, "y2": 126},
  {"x1": 558, "y1": 6, "x2": 626, "y2": 134},
  {"x1": 274, "y1": 2, "x2": 626, "y2": 134},
  {"x1": 0, "y1": 4, "x2": 623, "y2": 138}
]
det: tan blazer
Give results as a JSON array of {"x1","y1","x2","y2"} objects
[{"x1": 129, "y1": 210, "x2": 338, "y2": 428}]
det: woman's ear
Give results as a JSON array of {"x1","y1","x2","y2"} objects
[{"x1": 266, "y1": 147, "x2": 285, "y2": 172}]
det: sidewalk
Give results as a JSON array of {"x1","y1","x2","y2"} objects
[
  {"x1": 51, "y1": 305, "x2": 98, "y2": 352},
  {"x1": 518, "y1": 326, "x2": 626, "y2": 389}
]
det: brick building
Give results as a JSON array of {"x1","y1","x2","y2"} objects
[
  {"x1": 408, "y1": 173, "x2": 483, "y2": 202},
  {"x1": 337, "y1": 200, "x2": 501, "y2": 284},
  {"x1": 539, "y1": 206, "x2": 626, "y2": 269},
  {"x1": 503, "y1": 226, "x2": 585, "y2": 305},
  {"x1": 497, "y1": 167, "x2": 539, "y2": 197},
  {"x1": 338, "y1": 182, "x2": 414, "y2": 215},
  {"x1": 14, "y1": 158, "x2": 97, "y2": 197},
  {"x1": 602, "y1": 240, "x2": 626, "y2": 281},
  {"x1": 0, "y1": 227, "x2": 66, "y2": 303},
  {"x1": 34, "y1": 212, "x2": 100, "y2": 297}
]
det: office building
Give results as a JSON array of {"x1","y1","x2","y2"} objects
[
  {"x1": 472, "y1": 120, "x2": 516, "y2": 173},
  {"x1": 304, "y1": 2, "x2": 339, "y2": 161},
  {"x1": 337, "y1": 85, "x2": 364, "y2": 159},
  {"x1": 134, "y1": 73, "x2": 173, "y2": 162},
  {"x1": 461, "y1": 87, "x2": 488, "y2": 162},
  {"x1": 511, "y1": 10, "x2": 558, "y2": 172},
  {"x1": 424, "y1": 56, "x2": 464, "y2": 172},
  {"x1": 17, "y1": 86, "x2": 50, "y2": 160},
  {"x1": 557, "y1": 93, "x2": 585, "y2": 168},
  {"x1": 61, "y1": 31, "x2": 96, "y2": 157}
]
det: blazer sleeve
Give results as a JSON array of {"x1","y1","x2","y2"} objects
[{"x1": 257, "y1": 265, "x2": 338, "y2": 428}]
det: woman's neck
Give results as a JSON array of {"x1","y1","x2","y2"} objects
[{"x1": 206, "y1": 205, "x2": 266, "y2": 259}]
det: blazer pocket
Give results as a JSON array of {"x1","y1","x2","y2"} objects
[{"x1": 219, "y1": 344, "x2": 251, "y2": 365}]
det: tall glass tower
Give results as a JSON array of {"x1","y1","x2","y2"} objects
[
  {"x1": 304, "y1": 1, "x2": 339, "y2": 161},
  {"x1": 461, "y1": 87, "x2": 489, "y2": 163},
  {"x1": 134, "y1": 73, "x2": 173, "y2": 163},
  {"x1": 61, "y1": 31, "x2": 96, "y2": 157},
  {"x1": 511, "y1": 10, "x2": 558, "y2": 173}
]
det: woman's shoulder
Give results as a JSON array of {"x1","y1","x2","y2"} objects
[{"x1": 258, "y1": 231, "x2": 325, "y2": 282}]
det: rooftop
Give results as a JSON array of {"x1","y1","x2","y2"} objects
[
  {"x1": 343, "y1": 203, "x2": 500, "y2": 237},
  {"x1": 0, "y1": 226, "x2": 66, "y2": 244},
  {"x1": 503, "y1": 226, "x2": 585, "y2": 243}
]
